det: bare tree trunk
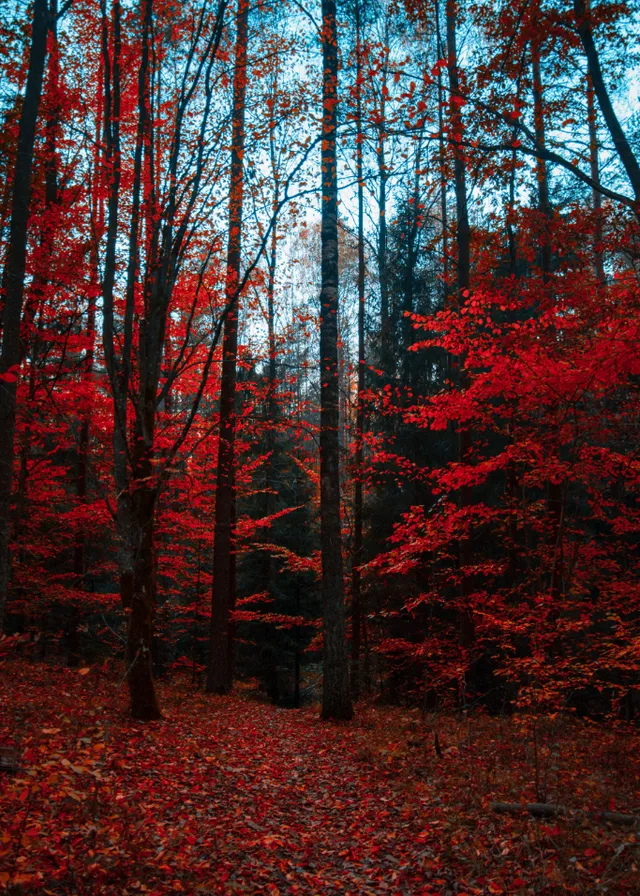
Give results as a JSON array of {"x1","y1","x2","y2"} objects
[
  {"x1": 320, "y1": 0, "x2": 352, "y2": 721},
  {"x1": 0, "y1": 0, "x2": 49, "y2": 632},
  {"x1": 402, "y1": 129, "x2": 424, "y2": 391},
  {"x1": 70, "y1": 295, "x2": 95, "y2": 667},
  {"x1": 531, "y1": 36, "x2": 552, "y2": 280},
  {"x1": 125, "y1": 420, "x2": 162, "y2": 719},
  {"x1": 586, "y1": 73, "x2": 605, "y2": 284},
  {"x1": 351, "y1": 0, "x2": 366, "y2": 700},
  {"x1": 377, "y1": 17, "x2": 391, "y2": 377},
  {"x1": 74, "y1": 84, "x2": 102, "y2": 596},
  {"x1": 574, "y1": 0, "x2": 640, "y2": 217},
  {"x1": 207, "y1": 0, "x2": 249, "y2": 695},
  {"x1": 125, "y1": 0, "x2": 162, "y2": 721},
  {"x1": 435, "y1": 0, "x2": 449, "y2": 306},
  {"x1": 506, "y1": 147, "x2": 518, "y2": 277},
  {"x1": 446, "y1": 0, "x2": 474, "y2": 654},
  {"x1": 100, "y1": 0, "x2": 133, "y2": 617},
  {"x1": 531, "y1": 31, "x2": 564, "y2": 608},
  {"x1": 261, "y1": 59, "x2": 280, "y2": 590},
  {"x1": 14, "y1": 0, "x2": 60, "y2": 570}
]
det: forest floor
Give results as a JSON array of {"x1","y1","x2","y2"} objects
[{"x1": 0, "y1": 660, "x2": 638, "y2": 895}]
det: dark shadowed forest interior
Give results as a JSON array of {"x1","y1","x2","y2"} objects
[{"x1": 0, "y1": 0, "x2": 639, "y2": 892}]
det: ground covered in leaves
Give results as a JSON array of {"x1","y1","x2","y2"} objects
[{"x1": 1, "y1": 661, "x2": 638, "y2": 894}]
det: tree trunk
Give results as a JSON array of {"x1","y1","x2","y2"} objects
[
  {"x1": 377, "y1": 17, "x2": 391, "y2": 378},
  {"x1": 574, "y1": 0, "x2": 640, "y2": 217},
  {"x1": 125, "y1": 0, "x2": 162, "y2": 720},
  {"x1": 0, "y1": 0, "x2": 49, "y2": 632},
  {"x1": 126, "y1": 440, "x2": 162, "y2": 721},
  {"x1": 74, "y1": 125, "x2": 100, "y2": 595},
  {"x1": 71, "y1": 255, "x2": 97, "y2": 667},
  {"x1": 402, "y1": 130, "x2": 424, "y2": 391},
  {"x1": 446, "y1": 0, "x2": 474, "y2": 653},
  {"x1": 351, "y1": 0, "x2": 366, "y2": 700},
  {"x1": 531, "y1": 31, "x2": 564, "y2": 608},
  {"x1": 261, "y1": 59, "x2": 280, "y2": 589},
  {"x1": 586, "y1": 73, "x2": 605, "y2": 284},
  {"x1": 207, "y1": 0, "x2": 249, "y2": 695},
  {"x1": 531, "y1": 35, "x2": 552, "y2": 280},
  {"x1": 435, "y1": 0, "x2": 449, "y2": 305},
  {"x1": 320, "y1": 0, "x2": 352, "y2": 721}
]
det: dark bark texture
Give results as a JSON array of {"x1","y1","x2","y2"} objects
[
  {"x1": 0, "y1": 0, "x2": 49, "y2": 632},
  {"x1": 320, "y1": 0, "x2": 352, "y2": 721},
  {"x1": 446, "y1": 0, "x2": 475, "y2": 653},
  {"x1": 207, "y1": 0, "x2": 249, "y2": 695}
]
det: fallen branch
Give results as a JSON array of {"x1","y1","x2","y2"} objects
[{"x1": 490, "y1": 802, "x2": 638, "y2": 826}]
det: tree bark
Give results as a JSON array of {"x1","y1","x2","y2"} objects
[
  {"x1": 434, "y1": 0, "x2": 449, "y2": 308},
  {"x1": 351, "y1": 0, "x2": 366, "y2": 700},
  {"x1": 402, "y1": 129, "x2": 424, "y2": 391},
  {"x1": 574, "y1": 0, "x2": 640, "y2": 215},
  {"x1": 14, "y1": 0, "x2": 60, "y2": 579},
  {"x1": 261, "y1": 58, "x2": 281, "y2": 591},
  {"x1": 125, "y1": 0, "x2": 162, "y2": 721},
  {"x1": 586, "y1": 73, "x2": 605, "y2": 284},
  {"x1": 99, "y1": 0, "x2": 162, "y2": 719},
  {"x1": 446, "y1": 0, "x2": 474, "y2": 653},
  {"x1": 320, "y1": 0, "x2": 352, "y2": 721},
  {"x1": 531, "y1": 29, "x2": 564, "y2": 608},
  {"x1": 377, "y1": 15, "x2": 391, "y2": 378},
  {"x1": 126, "y1": 430, "x2": 162, "y2": 720},
  {"x1": 0, "y1": 0, "x2": 49, "y2": 632},
  {"x1": 207, "y1": 0, "x2": 249, "y2": 695},
  {"x1": 531, "y1": 34, "x2": 552, "y2": 279},
  {"x1": 74, "y1": 95, "x2": 101, "y2": 597}
]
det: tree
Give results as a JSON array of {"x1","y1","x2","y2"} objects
[
  {"x1": 207, "y1": 0, "x2": 250, "y2": 696},
  {"x1": 100, "y1": 0, "x2": 230, "y2": 718},
  {"x1": 0, "y1": 0, "x2": 49, "y2": 632},
  {"x1": 319, "y1": 0, "x2": 352, "y2": 720},
  {"x1": 445, "y1": 0, "x2": 474, "y2": 654},
  {"x1": 350, "y1": 0, "x2": 367, "y2": 700}
]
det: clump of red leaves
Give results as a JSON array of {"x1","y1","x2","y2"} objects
[{"x1": 1, "y1": 661, "x2": 638, "y2": 894}]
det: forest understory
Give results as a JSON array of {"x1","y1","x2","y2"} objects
[
  {"x1": 1, "y1": 660, "x2": 638, "y2": 896},
  {"x1": 1, "y1": 0, "x2": 640, "y2": 890}
]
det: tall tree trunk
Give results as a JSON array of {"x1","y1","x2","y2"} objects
[
  {"x1": 446, "y1": 0, "x2": 474, "y2": 654},
  {"x1": 531, "y1": 31, "x2": 564, "y2": 608},
  {"x1": 377, "y1": 18, "x2": 391, "y2": 377},
  {"x1": 261, "y1": 59, "x2": 280, "y2": 589},
  {"x1": 0, "y1": 0, "x2": 49, "y2": 632},
  {"x1": 586, "y1": 73, "x2": 605, "y2": 284},
  {"x1": 574, "y1": 0, "x2": 640, "y2": 218},
  {"x1": 14, "y1": 0, "x2": 60, "y2": 569},
  {"x1": 402, "y1": 130, "x2": 424, "y2": 391},
  {"x1": 320, "y1": 0, "x2": 352, "y2": 721},
  {"x1": 531, "y1": 35, "x2": 552, "y2": 280},
  {"x1": 74, "y1": 66, "x2": 103, "y2": 596},
  {"x1": 100, "y1": 0, "x2": 133, "y2": 619},
  {"x1": 125, "y1": 0, "x2": 162, "y2": 721},
  {"x1": 126, "y1": 435, "x2": 161, "y2": 719},
  {"x1": 506, "y1": 147, "x2": 518, "y2": 277},
  {"x1": 434, "y1": 0, "x2": 449, "y2": 307},
  {"x1": 207, "y1": 0, "x2": 249, "y2": 695},
  {"x1": 99, "y1": 0, "x2": 161, "y2": 719},
  {"x1": 351, "y1": 0, "x2": 366, "y2": 700}
]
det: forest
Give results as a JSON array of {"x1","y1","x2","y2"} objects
[{"x1": 0, "y1": 0, "x2": 639, "y2": 892}]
